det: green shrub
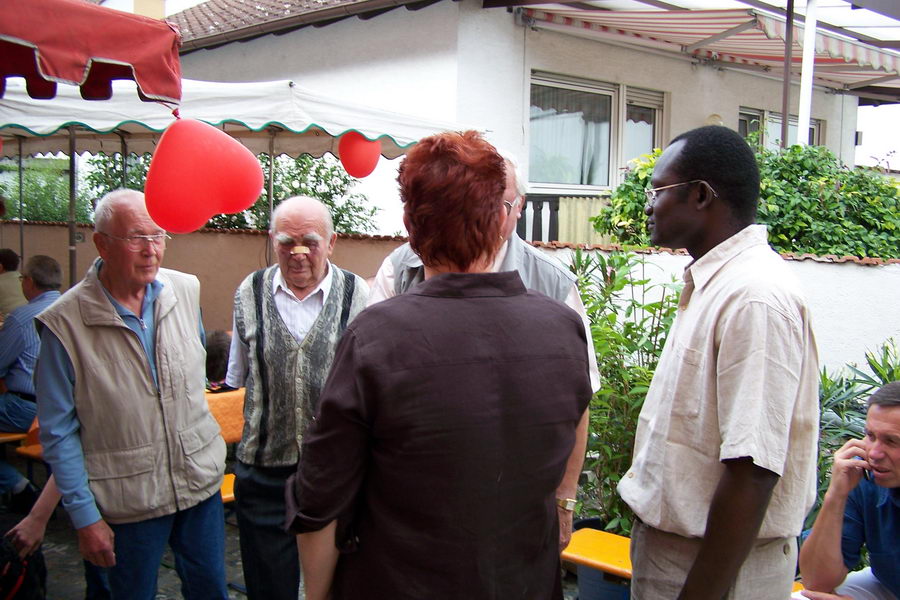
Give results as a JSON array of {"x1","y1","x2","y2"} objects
[
  {"x1": 591, "y1": 144, "x2": 900, "y2": 259},
  {"x1": 571, "y1": 249, "x2": 680, "y2": 535}
]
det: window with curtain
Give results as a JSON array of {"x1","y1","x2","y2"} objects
[
  {"x1": 529, "y1": 83, "x2": 612, "y2": 187},
  {"x1": 739, "y1": 107, "x2": 822, "y2": 148}
]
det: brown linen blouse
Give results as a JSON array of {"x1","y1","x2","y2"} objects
[{"x1": 286, "y1": 271, "x2": 592, "y2": 600}]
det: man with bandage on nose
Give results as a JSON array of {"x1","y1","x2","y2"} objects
[{"x1": 225, "y1": 196, "x2": 369, "y2": 600}]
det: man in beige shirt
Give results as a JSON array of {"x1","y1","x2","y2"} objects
[{"x1": 618, "y1": 125, "x2": 819, "y2": 600}]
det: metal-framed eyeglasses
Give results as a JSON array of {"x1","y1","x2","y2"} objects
[
  {"x1": 644, "y1": 180, "x2": 718, "y2": 207},
  {"x1": 100, "y1": 232, "x2": 171, "y2": 252},
  {"x1": 504, "y1": 195, "x2": 522, "y2": 216}
]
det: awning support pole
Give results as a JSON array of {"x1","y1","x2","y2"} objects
[
  {"x1": 17, "y1": 137, "x2": 24, "y2": 260},
  {"x1": 267, "y1": 130, "x2": 276, "y2": 266},
  {"x1": 120, "y1": 133, "x2": 129, "y2": 187},
  {"x1": 797, "y1": 0, "x2": 818, "y2": 146},
  {"x1": 68, "y1": 127, "x2": 77, "y2": 288},
  {"x1": 780, "y1": 0, "x2": 795, "y2": 148}
]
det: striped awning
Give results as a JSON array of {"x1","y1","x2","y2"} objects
[{"x1": 522, "y1": 7, "x2": 900, "y2": 97}]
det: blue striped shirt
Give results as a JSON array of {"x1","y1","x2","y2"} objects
[{"x1": 0, "y1": 290, "x2": 61, "y2": 395}]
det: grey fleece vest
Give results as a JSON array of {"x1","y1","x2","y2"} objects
[
  {"x1": 390, "y1": 234, "x2": 575, "y2": 301},
  {"x1": 233, "y1": 264, "x2": 368, "y2": 467}
]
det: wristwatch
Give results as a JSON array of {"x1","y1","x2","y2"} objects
[{"x1": 556, "y1": 497, "x2": 576, "y2": 511}]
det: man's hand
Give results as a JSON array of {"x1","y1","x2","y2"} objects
[
  {"x1": 558, "y1": 506, "x2": 574, "y2": 551},
  {"x1": 828, "y1": 439, "x2": 870, "y2": 499},
  {"x1": 77, "y1": 520, "x2": 116, "y2": 567},
  {"x1": 6, "y1": 515, "x2": 46, "y2": 558},
  {"x1": 801, "y1": 589, "x2": 853, "y2": 600}
]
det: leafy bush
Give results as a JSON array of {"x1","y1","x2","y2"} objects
[
  {"x1": 592, "y1": 144, "x2": 900, "y2": 259},
  {"x1": 1, "y1": 153, "x2": 378, "y2": 234},
  {"x1": 0, "y1": 157, "x2": 92, "y2": 222},
  {"x1": 571, "y1": 249, "x2": 680, "y2": 535}
]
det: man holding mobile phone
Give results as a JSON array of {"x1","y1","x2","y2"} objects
[{"x1": 799, "y1": 381, "x2": 900, "y2": 600}]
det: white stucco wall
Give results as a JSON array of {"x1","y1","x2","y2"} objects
[
  {"x1": 181, "y1": 2, "x2": 462, "y2": 122},
  {"x1": 546, "y1": 245, "x2": 900, "y2": 373},
  {"x1": 180, "y1": 0, "x2": 858, "y2": 169}
]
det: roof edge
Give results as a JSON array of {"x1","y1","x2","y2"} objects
[{"x1": 177, "y1": 0, "x2": 432, "y2": 52}]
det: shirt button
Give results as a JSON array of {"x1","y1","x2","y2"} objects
[{"x1": 627, "y1": 472, "x2": 635, "y2": 478}]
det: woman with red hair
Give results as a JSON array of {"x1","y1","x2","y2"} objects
[{"x1": 286, "y1": 130, "x2": 591, "y2": 600}]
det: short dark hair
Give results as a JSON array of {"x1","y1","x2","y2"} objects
[
  {"x1": 24, "y1": 255, "x2": 62, "y2": 291},
  {"x1": 206, "y1": 330, "x2": 232, "y2": 383},
  {"x1": 868, "y1": 381, "x2": 900, "y2": 409},
  {"x1": 668, "y1": 125, "x2": 760, "y2": 224},
  {"x1": 0, "y1": 249, "x2": 19, "y2": 272},
  {"x1": 398, "y1": 130, "x2": 506, "y2": 270}
]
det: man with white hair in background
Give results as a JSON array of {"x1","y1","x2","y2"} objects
[
  {"x1": 226, "y1": 196, "x2": 369, "y2": 600},
  {"x1": 367, "y1": 154, "x2": 599, "y2": 548}
]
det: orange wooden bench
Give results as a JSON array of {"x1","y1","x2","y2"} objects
[
  {"x1": 15, "y1": 389, "x2": 246, "y2": 503},
  {"x1": 562, "y1": 527, "x2": 804, "y2": 594}
]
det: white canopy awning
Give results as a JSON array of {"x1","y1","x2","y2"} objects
[{"x1": 0, "y1": 78, "x2": 463, "y2": 158}]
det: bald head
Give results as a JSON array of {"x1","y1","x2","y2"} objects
[{"x1": 270, "y1": 196, "x2": 334, "y2": 239}]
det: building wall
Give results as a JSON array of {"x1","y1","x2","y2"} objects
[
  {"x1": 6, "y1": 222, "x2": 896, "y2": 373},
  {"x1": 548, "y1": 245, "x2": 900, "y2": 375},
  {"x1": 181, "y1": 0, "x2": 858, "y2": 174},
  {"x1": 1, "y1": 222, "x2": 402, "y2": 333}
]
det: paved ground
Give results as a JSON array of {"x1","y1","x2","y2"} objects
[{"x1": 4, "y1": 452, "x2": 579, "y2": 599}]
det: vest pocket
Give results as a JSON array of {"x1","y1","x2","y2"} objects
[
  {"x1": 178, "y1": 417, "x2": 226, "y2": 492},
  {"x1": 84, "y1": 444, "x2": 158, "y2": 521}
]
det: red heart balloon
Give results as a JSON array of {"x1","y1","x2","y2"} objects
[
  {"x1": 145, "y1": 119, "x2": 263, "y2": 234},
  {"x1": 338, "y1": 131, "x2": 381, "y2": 178}
]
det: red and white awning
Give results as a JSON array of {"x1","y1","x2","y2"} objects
[
  {"x1": 0, "y1": 0, "x2": 182, "y2": 103},
  {"x1": 522, "y1": 6, "x2": 900, "y2": 94}
]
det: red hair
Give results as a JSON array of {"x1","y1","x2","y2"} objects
[{"x1": 398, "y1": 130, "x2": 506, "y2": 270}]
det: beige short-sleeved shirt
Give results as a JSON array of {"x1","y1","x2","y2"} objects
[{"x1": 618, "y1": 224, "x2": 819, "y2": 539}]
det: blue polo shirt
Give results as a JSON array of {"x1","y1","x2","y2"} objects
[{"x1": 841, "y1": 477, "x2": 900, "y2": 597}]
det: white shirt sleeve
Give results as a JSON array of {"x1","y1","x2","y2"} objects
[
  {"x1": 563, "y1": 284, "x2": 601, "y2": 393},
  {"x1": 225, "y1": 312, "x2": 249, "y2": 389},
  {"x1": 366, "y1": 254, "x2": 396, "y2": 307}
]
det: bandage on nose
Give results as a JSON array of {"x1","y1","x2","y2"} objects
[{"x1": 290, "y1": 246, "x2": 310, "y2": 255}]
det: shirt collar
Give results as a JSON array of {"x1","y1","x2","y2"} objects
[
  {"x1": 685, "y1": 224, "x2": 769, "y2": 292},
  {"x1": 273, "y1": 261, "x2": 334, "y2": 303},
  {"x1": 95, "y1": 259, "x2": 163, "y2": 318},
  {"x1": 879, "y1": 484, "x2": 900, "y2": 508}
]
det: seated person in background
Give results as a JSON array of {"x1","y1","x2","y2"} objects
[
  {"x1": 0, "y1": 248, "x2": 27, "y2": 319},
  {"x1": 286, "y1": 130, "x2": 591, "y2": 600},
  {"x1": 799, "y1": 381, "x2": 900, "y2": 600},
  {"x1": 205, "y1": 330, "x2": 233, "y2": 392},
  {"x1": 0, "y1": 255, "x2": 62, "y2": 511}
]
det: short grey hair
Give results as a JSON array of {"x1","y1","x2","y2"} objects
[
  {"x1": 93, "y1": 189, "x2": 145, "y2": 233},
  {"x1": 270, "y1": 196, "x2": 334, "y2": 238},
  {"x1": 496, "y1": 149, "x2": 527, "y2": 197},
  {"x1": 24, "y1": 255, "x2": 62, "y2": 290},
  {"x1": 869, "y1": 381, "x2": 900, "y2": 409}
]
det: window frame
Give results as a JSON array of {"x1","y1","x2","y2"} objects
[{"x1": 527, "y1": 72, "x2": 665, "y2": 196}]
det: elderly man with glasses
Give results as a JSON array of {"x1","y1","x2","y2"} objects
[
  {"x1": 35, "y1": 189, "x2": 228, "y2": 600},
  {"x1": 618, "y1": 125, "x2": 819, "y2": 600}
]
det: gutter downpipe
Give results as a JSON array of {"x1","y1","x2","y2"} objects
[
  {"x1": 796, "y1": 0, "x2": 818, "y2": 146},
  {"x1": 780, "y1": 0, "x2": 795, "y2": 148}
]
